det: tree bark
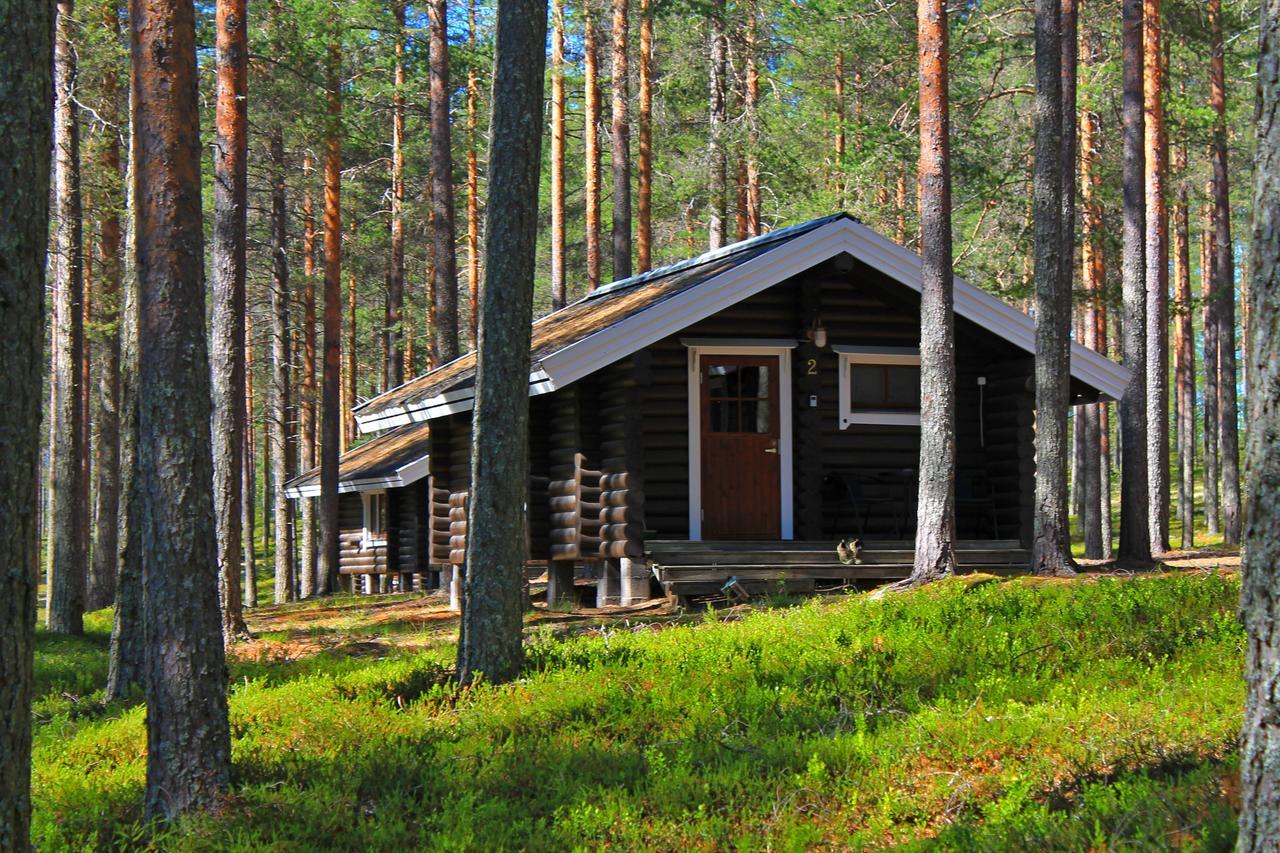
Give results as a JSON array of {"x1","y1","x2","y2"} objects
[
  {"x1": 212, "y1": 0, "x2": 249, "y2": 641},
  {"x1": 318, "y1": 42, "x2": 343, "y2": 597},
  {"x1": 584, "y1": 0, "x2": 602, "y2": 290},
  {"x1": 0, "y1": 2, "x2": 52, "y2": 846},
  {"x1": 345, "y1": 242, "x2": 356, "y2": 450},
  {"x1": 610, "y1": 0, "x2": 631, "y2": 280},
  {"x1": 387, "y1": 0, "x2": 406, "y2": 390},
  {"x1": 107, "y1": 75, "x2": 144, "y2": 702},
  {"x1": 458, "y1": 0, "x2": 547, "y2": 686},
  {"x1": 707, "y1": 0, "x2": 727, "y2": 250},
  {"x1": 834, "y1": 50, "x2": 845, "y2": 208},
  {"x1": 637, "y1": 0, "x2": 654, "y2": 268},
  {"x1": 550, "y1": 0, "x2": 567, "y2": 306},
  {"x1": 467, "y1": 0, "x2": 481, "y2": 346},
  {"x1": 301, "y1": 151, "x2": 319, "y2": 593},
  {"x1": 130, "y1": 0, "x2": 231, "y2": 819},
  {"x1": 1201, "y1": 194, "x2": 1221, "y2": 535},
  {"x1": 1209, "y1": 0, "x2": 1240, "y2": 546},
  {"x1": 1118, "y1": 0, "x2": 1150, "y2": 562},
  {"x1": 906, "y1": 0, "x2": 957, "y2": 586},
  {"x1": 88, "y1": 4, "x2": 123, "y2": 612},
  {"x1": 1079, "y1": 10, "x2": 1105, "y2": 560},
  {"x1": 1029, "y1": 0, "x2": 1076, "y2": 577},
  {"x1": 429, "y1": 0, "x2": 459, "y2": 362},
  {"x1": 48, "y1": 0, "x2": 87, "y2": 636},
  {"x1": 1061, "y1": 0, "x2": 1080, "y2": 526},
  {"x1": 1172, "y1": 139, "x2": 1195, "y2": 549},
  {"x1": 242, "y1": 315, "x2": 257, "y2": 607},
  {"x1": 1142, "y1": 0, "x2": 1169, "y2": 556},
  {"x1": 270, "y1": 128, "x2": 295, "y2": 602},
  {"x1": 743, "y1": 0, "x2": 760, "y2": 237},
  {"x1": 1239, "y1": 3, "x2": 1280, "y2": 839}
]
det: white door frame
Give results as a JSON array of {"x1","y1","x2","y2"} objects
[{"x1": 686, "y1": 342, "x2": 795, "y2": 541}]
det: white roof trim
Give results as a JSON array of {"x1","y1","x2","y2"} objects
[
  {"x1": 282, "y1": 451, "x2": 431, "y2": 498},
  {"x1": 357, "y1": 216, "x2": 1132, "y2": 430}
]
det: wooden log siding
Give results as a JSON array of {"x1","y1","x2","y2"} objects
[
  {"x1": 337, "y1": 491, "x2": 389, "y2": 574},
  {"x1": 597, "y1": 357, "x2": 647, "y2": 559},
  {"x1": 527, "y1": 394, "x2": 552, "y2": 559},
  {"x1": 629, "y1": 258, "x2": 1035, "y2": 542},
  {"x1": 428, "y1": 418, "x2": 454, "y2": 565},
  {"x1": 391, "y1": 482, "x2": 428, "y2": 573},
  {"x1": 547, "y1": 384, "x2": 603, "y2": 560},
  {"x1": 446, "y1": 415, "x2": 473, "y2": 566}
]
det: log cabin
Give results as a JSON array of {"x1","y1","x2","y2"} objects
[{"x1": 284, "y1": 214, "x2": 1130, "y2": 602}]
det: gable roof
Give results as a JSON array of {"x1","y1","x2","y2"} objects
[
  {"x1": 355, "y1": 214, "x2": 1131, "y2": 433},
  {"x1": 282, "y1": 419, "x2": 430, "y2": 498}
]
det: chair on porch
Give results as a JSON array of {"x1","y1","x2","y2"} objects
[
  {"x1": 824, "y1": 471, "x2": 901, "y2": 538},
  {"x1": 956, "y1": 470, "x2": 1000, "y2": 539}
]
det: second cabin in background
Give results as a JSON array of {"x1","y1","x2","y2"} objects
[{"x1": 285, "y1": 214, "x2": 1130, "y2": 603}]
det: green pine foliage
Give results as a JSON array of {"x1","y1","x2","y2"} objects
[{"x1": 32, "y1": 573, "x2": 1242, "y2": 848}]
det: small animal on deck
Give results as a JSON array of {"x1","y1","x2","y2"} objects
[{"x1": 836, "y1": 537, "x2": 863, "y2": 565}]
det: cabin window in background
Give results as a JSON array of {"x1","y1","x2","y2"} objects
[
  {"x1": 362, "y1": 491, "x2": 388, "y2": 547},
  {"x1": 835, "y1": 346, "x2": 922, "y2": 428}
]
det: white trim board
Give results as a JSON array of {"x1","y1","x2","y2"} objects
[
  {"x1": 687, "y1": 344, "x2": 794, "y2": 542},
  {"x1": 837, "y1": 347, "x2": 923, "y2": 429},
  {"x1": 282, "y1": 452, "x2": 431, "y2": 499},
  {"x1": 354, "y1": 215, "x2": 1133, "y2": 432}
]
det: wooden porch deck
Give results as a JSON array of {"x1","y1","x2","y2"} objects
[{"x1": 647, "y1": 539, "x2": 1030, "y2": 593}]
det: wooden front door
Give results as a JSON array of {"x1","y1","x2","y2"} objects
[{"x1": 700, "y1": 354, "x2": 781, "y2": 539}]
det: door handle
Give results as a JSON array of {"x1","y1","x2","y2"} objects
[{"x1": 764, "y1": 447, "x2": 778, "y2": 454}]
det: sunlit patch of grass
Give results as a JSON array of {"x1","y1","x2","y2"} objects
[{"x1": 30, "y1": 571, "x2": 1246, "y2": 849}]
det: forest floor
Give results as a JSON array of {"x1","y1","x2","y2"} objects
[{"x1": 31, "y1": 546, "x2": 1245, "y2": 850}]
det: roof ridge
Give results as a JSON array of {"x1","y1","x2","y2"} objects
[{"x1": 582, "y1": 212, "x2": 852, "y2": 302}]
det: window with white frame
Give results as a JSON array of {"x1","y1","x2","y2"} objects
[
  {"x1": 362, "y1": 490, "x2": 388, "y2": 547},
  {"x1": 835, "y1": 345, "x2": 922, "y2": 428}
]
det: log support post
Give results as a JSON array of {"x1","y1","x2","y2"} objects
[
  {"x1": 619, "y1": 556, "x2": 649, "y2": 605},
  {"x1": 596, "y1": 558, "x2": 620, "y2": 606},
  {"x1": 547, "y1": 558, "x2": 576, "y2": 608}
]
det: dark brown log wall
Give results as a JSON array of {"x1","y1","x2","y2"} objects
[{"x1": 337, "y1": 491, "x2": 386, "y2": 575}]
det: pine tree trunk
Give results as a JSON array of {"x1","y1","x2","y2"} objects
[
  {"x1": 242, "y1": 318, "x2": 257, "y2": 607},
  {"x1": 834, "y1": 51, "x2": 845, "y2": 208},
  {"x1": 387, "y1": 0, "x2": 406, "y2": 390},
  {"x1": 1079, "y1": 13, "x2": 1105, "y2": 559},
  {"x1": 89, "y1": 6, "x2": 123, "y2": 612},
  {"x1": 301, "y1": 152, "x2": 319, "y2": 593},
  {"x1": 457, "y1": 0, "x2": 548, "y2": 686},
  {"x1": 1209, "y1": 0, "x2": 1240, "y2": 545},
  {"x1": 212, "y1": 0, "x2": 249, "y2": 641},
  {"x1": 1239, "y1": 3, "x2": 1280, "y2": 837},
  {"x1": 1201, "y1": 195, "x2": 1221, "y2": 535},
  {"x1": 1061, "y1": 0, "x2": 1080, "y2": 528},
  {"x1": 707, "y1": 0, "x2": 727, "y2": 250},
  {"x1": 1117, "y1": 0, "x2": 1150, "y2": 562},
  {"x1": 0, "y1": 3, "x2": 52, "y2": 845},
  {"x1": 550, "y1": 0, "x2": 567, "y2": 305},
  {"x1": 1172, "y1": 139, "x2": 1195, "y2": 549},
  {"x1": 906, "y1": 0, "x2": 957, "y2": 586},
  {"x1": 429, "y1": 0, "x2": 459, "y2": 362},
  {"x1": 345, "y1": 253, "x2": 356, "y2": 449},
  {"x1": 610, "y1": 0, "x2": 631, "y2": 280},
  {"x1": 270, "y1": 128, "x2": 295, "y2": 602},
  {"x1": 743, "y1": 1, "x2": 760, "y2": 237},
  {"x1": 49, "y1": 0, "x2": 87, "y2": 636},
  {"x1": 131, "y1": 0, "x2": 231, "y2": 818},
  {"x1": 1142, "y1": 0, "x2": 1169, "y2": 555},
  {"x1": 107, "y1": 79, "x2": 144, "y2": 702},
  {"x1": 584, "y1": 0, "x2": 602, "y2": 290},
  {"x1": 467, "y1": 0, "x2": 481, "y2": 347},
  {"x1": 318, "y1": 41, "x2": 343, "y2": 597},
  {"x1": 1029, "y1": 0, "x2": 1075, "y2": 577},
  {"x1": 637, "y1": 0, "x2": 654, "y2": 267}
]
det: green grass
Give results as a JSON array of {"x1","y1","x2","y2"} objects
[{"x1": 30, "y1": 570, "x2": 1245, "y2": 850}]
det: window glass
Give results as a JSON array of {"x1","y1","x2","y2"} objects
[
  {"x1": 741, "y1": 400, "x2": 771, "y2": 433},
  {"x1": 885, "y1": 365, "x2": 921, "y2": 407},
  {"x1": 850, "y1": 364, "x2": 884, "y2": 405},
  {"x1": 367, "y1": 493, "x2": 386, "y2": 538},
  {"x1": 739, "y1": 365, "x2": 769, "y2": 399},
  {"x1": 709, "y1": 400, "x2": 739, "y2": 432},
  {"x1": 706, "y1": 364, "x2": 739, "y2": 398}
]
